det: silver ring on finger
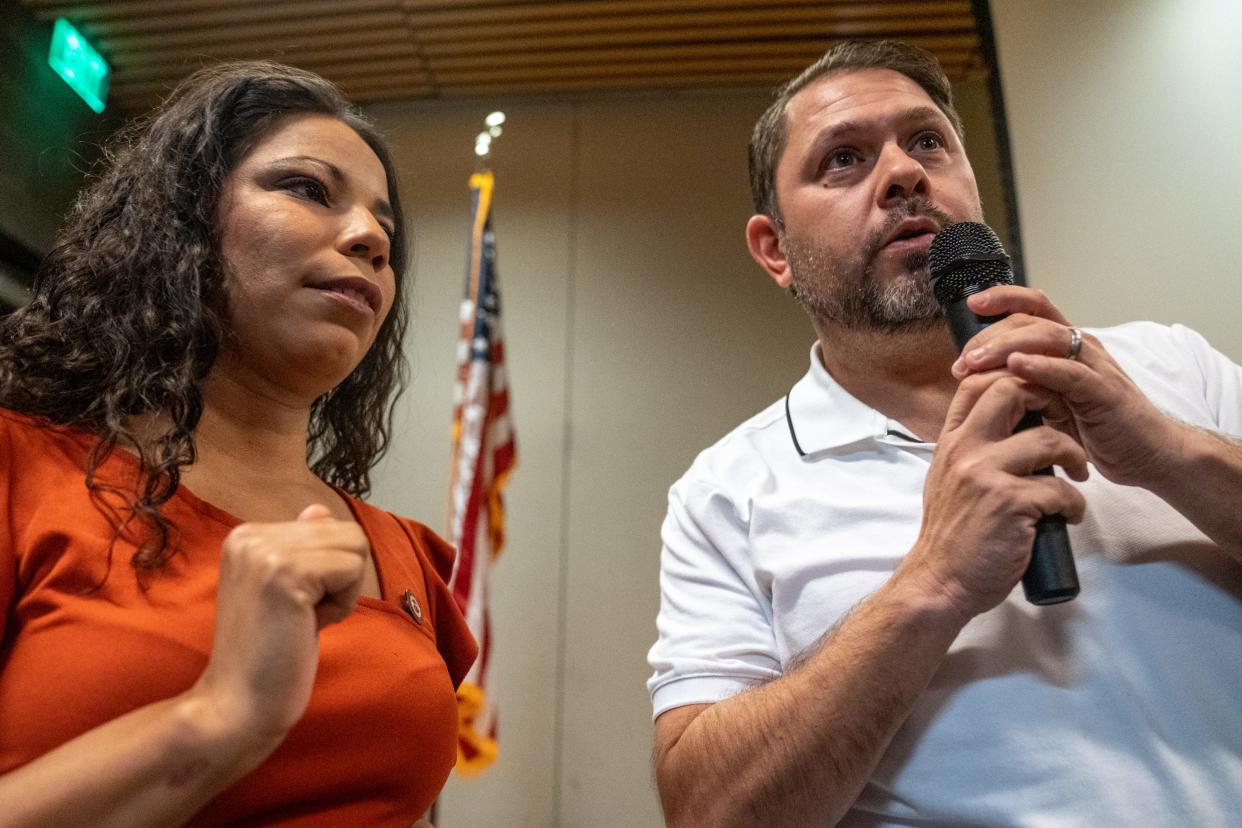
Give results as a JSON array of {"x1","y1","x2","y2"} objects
[{"x1": 1065, "y1": 327, "x2": 1083, "y2": 361}]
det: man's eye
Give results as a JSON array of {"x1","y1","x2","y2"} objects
[
  {"x1": 914, "y1": 132, "x2": 944, "y2": 151},
  {"x1": 824, "y1": 150, "x2": 860, "y2": 170}
]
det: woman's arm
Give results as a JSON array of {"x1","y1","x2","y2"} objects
[
  {"x1": 0, "y1": 687, "x2": 280, "y2": 827},
  {"x1": 0, "y1": 505, "x2": 368, "y2": 828}
]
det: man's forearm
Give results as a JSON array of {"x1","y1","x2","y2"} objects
[
  {"x1": 655, "y1": 571, "x2": 966, "y2": 827},
  {"x1": 1150, "y1": 423, "x2": 1242, "y2": 557}
]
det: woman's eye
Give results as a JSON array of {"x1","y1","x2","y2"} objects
[{"x1": 287, "y1": 177, "x2": 329, "y2": 204}]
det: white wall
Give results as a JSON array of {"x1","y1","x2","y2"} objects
[
  {"x1": 990, "y1": 0, "x2": 1242, "y2": 359},
  {"x1": 364, "y1": 75, "x2": 1008, "y2": 827}
]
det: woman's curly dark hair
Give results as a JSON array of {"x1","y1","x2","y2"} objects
[{"x1": 0, "y1": 61, "x2": 410, "y2": 571}]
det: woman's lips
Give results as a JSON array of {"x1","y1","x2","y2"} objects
[
  {"x1": 308, "y1": 276, "x2": 382, "y2": 318},
  {"x1": 314, "y1": 284, "x2": 376, "y2": 317}
]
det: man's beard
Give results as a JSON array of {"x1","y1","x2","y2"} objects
[{"x1": 783, "y1": 199, "x2": 956, "y2": 333}]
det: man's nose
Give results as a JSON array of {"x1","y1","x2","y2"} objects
[{"x1": 875, "y1": 143, "x2": 930, "y2": 205}]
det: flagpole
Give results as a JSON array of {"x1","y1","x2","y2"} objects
[
  {"x1": 447, "y1": 110, "x2": 505, "y2": 562},
  {"x1": 434, "y1": 110, "x2": 514, "y2": 825}
]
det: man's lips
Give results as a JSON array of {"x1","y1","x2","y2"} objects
[
  {"x1": 309, "y1": 276, "x2": 382, "y2": 317},
  {"x1": 879, "y1": 217, "x2": 942, "y2": 252}
]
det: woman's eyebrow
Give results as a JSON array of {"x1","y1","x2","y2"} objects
[
  {"x1": 271, "y1": 155, "x2": 393, "y2": 223},
  {"x1": 272, "y1": 155, "x2": 343, "y2": 182}
]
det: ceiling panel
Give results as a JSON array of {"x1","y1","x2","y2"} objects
[{"x1": 20, "y1": 0, "x2": 983, "y2": 115}]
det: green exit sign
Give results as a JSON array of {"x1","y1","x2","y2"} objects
[{"x1": 48, "y1": 18, "x2": 109, "y2": 114}]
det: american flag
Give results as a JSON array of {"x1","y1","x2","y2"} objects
[{"x1": 447, "y1": 169, "x2": 515, "y2": 776}]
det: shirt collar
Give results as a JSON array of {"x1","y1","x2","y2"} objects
[{"x1": 785, "y1": 341, "x2": 905, "y2": 457}]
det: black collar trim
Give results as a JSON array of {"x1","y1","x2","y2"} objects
[{"x1": 785, "y1": 391, "x2": 806, "y2": 458}]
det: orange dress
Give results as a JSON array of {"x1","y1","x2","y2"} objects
[{"x1": 0, "y1": 409, "x2": 477, "y2": 825}]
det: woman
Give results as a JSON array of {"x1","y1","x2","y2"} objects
[{"x1": 0, "y1": 62, "x2": 475, "y2": 825}]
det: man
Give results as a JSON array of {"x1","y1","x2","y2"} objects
[{"x1": 647, "y1": 40, "x2": 1242, "y2": 826}]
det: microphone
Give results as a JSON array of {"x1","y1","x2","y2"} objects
[{"x1": 928, "y1": 221, "x2": 1079, "y2": 606}]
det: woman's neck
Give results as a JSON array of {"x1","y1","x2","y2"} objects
[{"x1": 130, "y1": 367, "x2": 341, "y2": 522}]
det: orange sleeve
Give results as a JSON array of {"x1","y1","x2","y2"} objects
[
  {"x1": 0, "y1": 415, "x2": 14, "y2": 644},
  {"x1": 396, "y1": 519, "x2": 478, "y2": 690}
]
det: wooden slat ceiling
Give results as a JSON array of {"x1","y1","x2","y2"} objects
[{"x1": 19, "y1": 0, "x2": 983, "y2": 116}]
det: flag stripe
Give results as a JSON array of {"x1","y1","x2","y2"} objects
[{"x1": 447, "y1": 169, "x2": 514, "y2": 776}]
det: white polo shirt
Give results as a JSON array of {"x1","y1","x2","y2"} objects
[{"x1": 648, "y1": 321, "x2": 1242, "y2": 825}]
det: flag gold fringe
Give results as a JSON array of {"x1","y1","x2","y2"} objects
[{"x1": 455, "y1": 681, "x2": 499, "y2": 776}]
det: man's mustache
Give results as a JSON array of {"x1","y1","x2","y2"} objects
[{"x1": 862, "y1": 199, "x2": 957, "y2": 266}]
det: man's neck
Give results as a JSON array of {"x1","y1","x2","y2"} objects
[{"x1": 816, "y1": 322, "x2": 960, "y2": 442}]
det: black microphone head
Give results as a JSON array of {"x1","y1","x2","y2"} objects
[{"x1": 928, "y1": 221, "x2": 1014, "y2": 306}]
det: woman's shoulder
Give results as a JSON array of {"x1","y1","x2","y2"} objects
[
  {"x1": 345, "y1": 496, "x2": 457, "y2": 584},
  {"x1": 0, "y1": 407, "x2": 90, "y2": 464},
  {"x1": 0, "y1": 406, "x2": 50, "y2": 435},
  {"x1": 0, "y1": 409, "x2": 103, "y2": 552}
]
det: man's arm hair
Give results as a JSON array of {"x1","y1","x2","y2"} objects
[
  {"x1": 653, "y1": 569, "x2": 966, "y2": 827},
  {"x1": 1148, "y1": 425, "x2": 1242, "y2": 558}
]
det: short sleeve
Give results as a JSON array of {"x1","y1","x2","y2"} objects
[
  {"x1": 1171, "y1": 324, "x2": 1242, "y2": 438},
  {"x1": 0, "y1": 415, "x2": 14, "y2": 643},
  {"x1": 646, "y1": 477, "x2": 781, "y2": 719},
  {"x1": 394, "y1": 519, "x2": 478, "y2": 690}
]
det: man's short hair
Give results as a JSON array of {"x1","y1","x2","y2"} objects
[{"x1": 748, "y1": 40, "x2": 964, "y2": 221}]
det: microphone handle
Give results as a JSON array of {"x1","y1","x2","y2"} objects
[
  {"x1": 1014, "y1": 413, "x2": 1081, "y2": 605},
  {"x1": 944, "y1": 297, "x2": 1080, "y2": 605}
]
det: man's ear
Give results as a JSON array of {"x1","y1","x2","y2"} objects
[{"x1": 746, "y1": 213, "x2": 793, "y2": 288}]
